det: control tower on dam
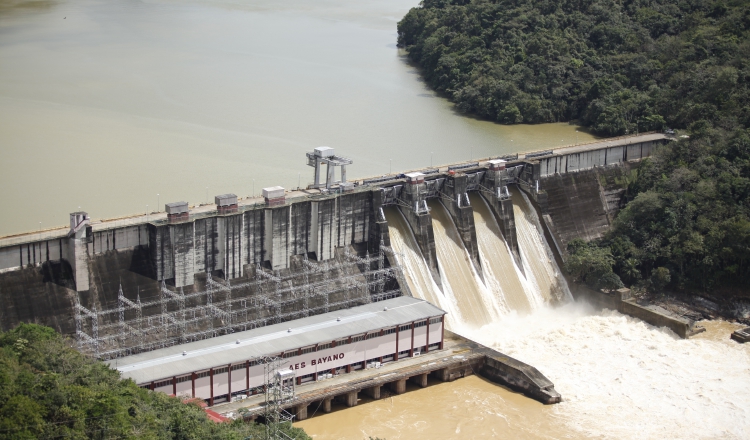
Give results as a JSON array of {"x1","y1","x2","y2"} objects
[{"x1": 0, "y1": 134, "x2": 668, "y2": 359}]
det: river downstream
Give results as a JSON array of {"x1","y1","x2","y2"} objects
[
  {"x1": 0, "y1": 0, "x2": 593, "y2": 236},
  {"x1": 297, "y1": 315, "x2": 750, "y2": 440}
]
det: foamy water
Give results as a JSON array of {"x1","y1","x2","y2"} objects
[
  {"x1": 374, "y1": 188, "x2": 750, "y2": 439},
  {"x1": 511, "y1": 187, "x2": 572, "y2": 303},
  {"x1": 469, "y1": 304, "x2": 750, "y2": 440}
]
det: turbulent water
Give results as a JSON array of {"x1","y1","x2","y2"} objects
[
  {"x1": 340, "y1": 191, "x2": 750, "y2": 440},
  {"x1": 427, "y1": 199, "x2": 501, "y2": 327},
  {"x1": 469, "y1": 192, "x2": 539, "y2": 314},
  {"x1": 382, "y1": 207, "x2": 464, "y2": 331},
  {"x1": 298, "y1": 314, "x2": 750, "y2": 439},
  {"x1": 510, "y1": 187, "x2": 571, "y2": 303},
  {"x1": 385, "y1": 191, "x2": 568, "y2": 329}
]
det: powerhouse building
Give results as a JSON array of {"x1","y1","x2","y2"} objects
[{"x1": 109, "y1": 297, "x2": 446, "y2": 405}]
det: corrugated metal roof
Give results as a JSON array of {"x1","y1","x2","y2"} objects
[{"x1": 108, "y1": 296, "x2": 445, "y2": 384}]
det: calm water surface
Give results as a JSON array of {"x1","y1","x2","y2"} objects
[{"x1": 0, "y1": 0, "x2": 594, "y2": 235}]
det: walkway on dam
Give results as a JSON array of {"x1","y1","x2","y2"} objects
[
  {"x1": 0, "y1": 187, "x2": 327, "y2": 248},
  {"x1": 212, "y1": 332, "x2": 482, "y2": 418},
  {"x1": 532, "y1": 132, "x2": 668, "y2": 157}
]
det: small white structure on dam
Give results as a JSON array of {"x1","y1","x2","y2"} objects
[{"x1": 109, "y1": 296, "x2": 445, "y2": 406}]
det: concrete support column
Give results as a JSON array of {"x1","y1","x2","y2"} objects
[
  {"x1": 326, "y1": 162, "x2": 335, "y2": 188},
  {"x1": 344, "y1": 390, "x2": 358, "y2": 407},
  {"x1": 364, "y1": 385, "x2": 381, "y2": 400},
  {"x1": 442, "y1": 174, "x2": 482, "y2": 280},
  {"x1": 322, "y1": 398, "x2": 332, "y2": 413},
  {"x1": 389, "y1": 379, "x2": 406, "y2": 395},
  {"x1": 410, "y1": 373, "x2": 428, "y2": 388},
  {"x1": 434, "y1": 368, "x2": 450, "y2": 382},
  {"x1": 295, "y1": 403, "x2": 308, "y2": 421}
]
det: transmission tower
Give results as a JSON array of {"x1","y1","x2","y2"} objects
[{"x1": 263, "y1": 356, "x2": 296, "y2": 440}]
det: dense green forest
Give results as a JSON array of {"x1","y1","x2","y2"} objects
[
  {"x1": 398, "y1": 0, "x2": 750, "y2": 294},
  {"x1": 398, "y1": 0, "x2": 749, "y2": 135},
  {"x1": 0, "y1": 324, "x2": 310, "y2": 440}
]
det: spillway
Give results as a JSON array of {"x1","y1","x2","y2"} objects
[
  {"x1": 383, "y1": 207, "x2": 463, "y2": 331},
  {"x1": 386, "y1": 189, "x2": 570, "y2": 327},
  {"x1": 469, "y1": 193, "x2": 540, "y2": 313},
  {"x1": 511, "y1": 187, "x2": 572, "y2": 303},
  {"x1": 427, "y1": 200, "x2": 501, "y2": 327}
]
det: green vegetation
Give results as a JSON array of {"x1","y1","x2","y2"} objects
[
  {"x1": 593, "y1": 129, "x2": 750, "y2": 291},
  {"x1": 398, "y1": 0, "x2": 749, "y2": 136},
  {"x1": 0, "y1": 323, "x2": 311, "y2": 440},
  {"x1": 399, "y1": 0, "x2": 750, "y2": 294}
]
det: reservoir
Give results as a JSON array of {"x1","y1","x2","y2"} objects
[{"x1": 0, "y1": 0, "x2": 592, "y2": 236}]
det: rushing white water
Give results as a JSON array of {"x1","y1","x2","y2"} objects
[
  {"x1": 380, "y1": 189, "x2": 750, "y2": 439},
  {"x1": 383, "y1": 207, "x2": 466, "y2": 332},
  {"x1": 427, "y1": 199, "x2": 504, "y2": 327},
  {"x1": 469, "y1": 192, "x2": 541, "y2": 313},
  {"x1": 467, "y1": 304, "x2": 750, "y2": 440},
  {"x1": 511, "y1": 187, "x2": 572, "y2": 303}
]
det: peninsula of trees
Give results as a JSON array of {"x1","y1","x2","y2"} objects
[{"x1": 398, "y1": 0, "x2": 750, "y2": 294}]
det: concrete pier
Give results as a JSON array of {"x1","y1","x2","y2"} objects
[
  {"x1": 410, "y1": 372, "x2": 428, "y2": 388},
  {"x1": 364, "y1": 385, "x2": 381, "y2": 399},
  {"x1": 440, "y1": 173, "x2": 483, "y2": 280},
  {"x1": 389, "y1": 379, "x2": 407, "y2": 395},
  {"x1": 295, "y1": 403, "x2": 308, "y2": 421}
]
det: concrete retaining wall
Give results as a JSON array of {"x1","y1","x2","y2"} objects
[
  {"x1": 572, "y1": 287, "x2": 694, "y2": 338},
  {"x1": 480, "y1": 354, "x2": 562, "y2": 404}
]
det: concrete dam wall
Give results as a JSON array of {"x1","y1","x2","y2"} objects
[{"x1": 0, "y1": 133, "x2": 668, "y2": 359}]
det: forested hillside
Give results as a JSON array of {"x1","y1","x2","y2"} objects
[
  {"x1": 0, "y1": 324, "x2": 310, "y2": 440},
  {"x1": 398, "y1": 0, "x2": 749, "y2": 136},
  {"x1": 398, "y1": 0, "x2": 750, "y2": 293}
]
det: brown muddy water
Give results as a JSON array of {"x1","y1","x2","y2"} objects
[
  {"x1": 297, "y1": 316, "x2": 750, "y2": 440},
  {"x1": 0, "y1": 0, "x2": 594, "y2": 235}
]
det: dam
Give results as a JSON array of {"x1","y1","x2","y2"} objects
[{"x1": 0, "y1": 133, "x2": 669, "y2": 410}]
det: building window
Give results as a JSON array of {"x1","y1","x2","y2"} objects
[
  {"x1": 366, "y1": 333, "x2": 380, "y2": 340},
  {"x1": 197, "y1": 371, "x2": 210, "y2": 379},
  {"x1": 336, "y1": 339, "x2": 349, "y2": 346},
  {"x1": 302, "y1": 346, "x2": 316, "y2": 354},
  {"x1": 384, "y1": 327, "x2": 396, "y2": 335},
  {"x1": 248, "y1": 360, "x2": 258, "y2": 367},
  {"x1": 317, "y1": 343, "x2": 331, "y2": 351},
  {"x1": 399, "y1": 324, "x2": 411, "y2": 331},
  {"x1": 177, "y1": 375, "x2": 191, "y2": 383},
  {"x1": 155, "y1": 380, "x2": 171, "y2": 388},
  {"x1": 429, "y1": 317, "x2": 442, "y2": 325},
  {"x1": 231, "y1": 364, "x2": 245, "y2": 371},
  {"x1": 398, "y1": 350, "x2": 410, "y2": 357},
  {"x1": 414, "y1": 320, "x2": 426, "y2": 328},
  {"x1": 283, "y1": 351, "x2": 296, "y2": 359},
  {"x1": 351, "y1": 335, "x2": 364, "y2": 343},
  {"x1": 214, "y1": 367, "x2": 228, "y2": 375}
]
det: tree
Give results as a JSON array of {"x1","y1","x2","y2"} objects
[
  {"x1": 0, "y1": 324, "x2": 312, "y2": 440},
  {"x1": 650, "y1": 267, "x2": 671, "y2": 291}
]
